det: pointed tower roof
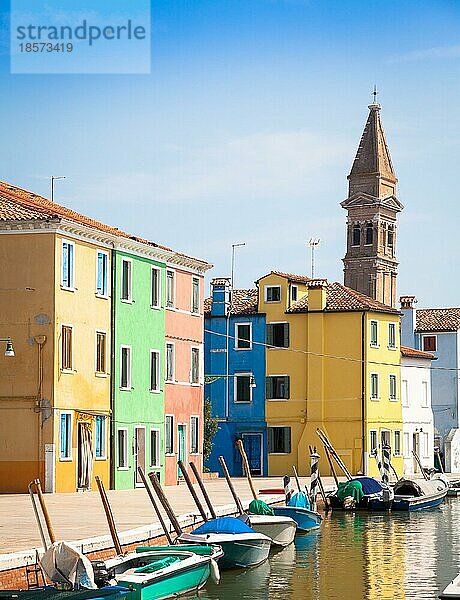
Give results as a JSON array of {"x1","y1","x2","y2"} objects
[{"x1": 347, "y1": 103, "x2": 397, "y2": 199}]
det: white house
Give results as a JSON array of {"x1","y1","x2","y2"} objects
[{"x1": 401, "y1": 346, "x2": 435, "y2": 475}]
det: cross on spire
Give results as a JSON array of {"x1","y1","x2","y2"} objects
[{"x1": 372, "y1": 85, "x2": 378, "y2": 105}]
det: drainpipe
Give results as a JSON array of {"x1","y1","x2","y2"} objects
[
  {"x1": 110, "y1": 245, "x2": 116, "y2": 489},
  {"x1": 361, "y1": 311, "x2": 366, "y2": 474}
]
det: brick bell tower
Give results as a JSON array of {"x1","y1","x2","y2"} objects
[{"x1": 341, "y1": 99, "x2": 404, "y2": 308}]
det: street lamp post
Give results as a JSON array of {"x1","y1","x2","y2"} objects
[
  {"x1": 0, "y1": 337, "x2": 15, "y2": 357},
  {"x1": 50, "y1": 176, "x2": 66, "y2": 203}
]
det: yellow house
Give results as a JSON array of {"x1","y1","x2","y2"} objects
[
  {"x1": 0, "y1": 182, "x2": 114, "y2": 492},
  {"x1": 257, "y1": 272, "x2": 403, "y2": 478}
]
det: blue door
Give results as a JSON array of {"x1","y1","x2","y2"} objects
[{"x1": 242, "y1": 433, "x2": 263, "y2": 476}]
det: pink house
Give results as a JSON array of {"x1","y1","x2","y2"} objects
[{"x1": 164, "y1": 264, "x2": 209, "y2": 485}]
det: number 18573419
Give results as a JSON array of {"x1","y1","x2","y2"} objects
[{"x1": 19, "y1": 42, "x2": 73, "y2": 53}]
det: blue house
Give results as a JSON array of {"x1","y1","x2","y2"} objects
[
  {"x1": 204, "y1": 278, "x2": 267, "y2": 476},
  {"x1": 401, "y1": 295, "x2": 460, "y2": 471}
]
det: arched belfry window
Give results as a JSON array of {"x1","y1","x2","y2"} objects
[
  {"x1": 365, "y1": 223, "x2": 373, "y2": 245},
  {"x1": 352, "y1": 225, "x2": 361, "y2": 247}
]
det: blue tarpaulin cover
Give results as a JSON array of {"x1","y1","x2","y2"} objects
[
  {"x1": 353, "y1": 477, "x2": 384, "y2": 495},
  {"x1": 192, "y1": 516, "x2": 255, "y2": 535},
  {"x1": 288, "y1": 491, "x2": 311, "y2": 509}
]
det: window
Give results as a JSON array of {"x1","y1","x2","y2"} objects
[
  {"x1": 150, "y1": 350, "x2": 160, "y2": 392},
  {"x1": 388, "y1": 323, "x2": 396, "y2": 349},
  {"x1": 191, "y1": 347, "x2": 200, "y2": 384},
  {"x1": 166, "y1": 343, "x2": 175, "y2": 382},
  {"x1": 394, "y1": 430, "x2": 401, "y2": 456},
  {"x1": 166, "y1": 270, "x2": 175, "y2": 308},
  {"x1": 117, "y1": 429, "x2": 128, "y2": 468},
  {"x1": 165, "y1": 415, "x2": 174, "y2": 454},
  {"x1": 404, "y1": 432, "x2": 410, "y2": 458},
  {"x1": 96, "y1": 331, "x2": 106, "y2": 374},
  {"x1": 96, "y1": 251, "x2": 108, "y2": 297},
  {"x1": 265, "y1": 285, "x2": 281, "y2": 303},
  {"x1": 389, "y1": 374, "x2": 397, "y2": 401},
  {"x1": 365, "y1": 223, "x2": 373, "y2": 245},
  {"x1": 268, "y1": 427, "x2": 291, "y2": 454},
  {"x1": 121, "y1": 259, "x2": 132, "y2": 302},
  {"x1": 402, "y1": 379, "x2": 409, "y2": 407},
  {"x1": 192, "y1": 277, "x2": 200, "y2": 314},
  {"x1": 120, "y1": 346, "x2": 131, "y2": 389},
  {"x1": 61, "y1": 325, "x2": 73, "y2": 371},
  {"x1": 234, "y1": 374, "x2": 252, "y2": 402},
  {"x1": 266, "y1": 375, "x2": 290, "y2": 400},
  {"x1": 423, "y1": 335, "x2": 437, "y2": 352},
  {"x1": 151, "y1": 267, "x2": 161, "y2": 308},
  {"x1": 190, "y1": 416, "x2": 199, "y2": 454},
  {"x1": 95, "y1": 416, "x2": 106, "y2": 458},
  {"x1": 422, "y1": 381, "x2": 428, "y2": 408},
  {"x1": 370, "y1": 430, "x2": 378, "y2": 453},
  {"x1": 370, "y1": 373, "x2": 379, "y2": 399},
  {"x1": 352, "y1": 226, "x2": 361, "y2": 246},
  {"x1": 266, "y1": 322, "x2": 289, "y2": 348},
  {"x1": 150, "y1": 429, "x2": 160, "y2": 467},
  {"x1": 60, "y1": 412, "x2": 72, "y2": 459},
  {"x1": 387, "y1": 227, "x2": 394, "y2": 248},
  {"x1": 235, "y1": 323, "x2": 252, "y2": 350},
  {"x1": 370, "y1": 320, "x2": 378, "y2": 347},
  {"x1": 61, "y1": 240, "x2": 74, "y2": 289},
  {"x1": 291, "y1": 285, "x2": 298, "y2": 302}
]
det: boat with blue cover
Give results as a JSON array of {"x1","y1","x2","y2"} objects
[
  {"x1": 392, "y1": 476, "x2": 448, "y2": 511},
  {"x1": 272, "y1": 492, "x2": 323, "y2": 532},
  {"x1": 329, "y1": 476, "x2": 393, "y2": 511},
  {"x1": 177, "y1": 516, "x2": 271, "y2": 569}
]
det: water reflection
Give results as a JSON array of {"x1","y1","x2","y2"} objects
[{"x1": 193, "y1": 499, "x2": 460, "y2": 599}]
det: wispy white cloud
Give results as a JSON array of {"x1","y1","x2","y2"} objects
[
  {"x1": 387, "y1": 44, "x2": 460, "y2": 64},
  {"x1": 76, "y1": 129, "x2": 349, "y2": 207}
]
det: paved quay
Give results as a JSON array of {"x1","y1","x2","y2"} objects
[{"x1": 0, "y1": 476, "x2": 329, "y2": 558}]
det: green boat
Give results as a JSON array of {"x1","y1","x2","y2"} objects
[{"x1": 103, "y1": 547, "x2": 222, "y2": 600}]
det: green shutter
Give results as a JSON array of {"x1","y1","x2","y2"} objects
[
  {"x1": 266, "y1": 376, "x2": 273, "y2": 400},
  {"x1": 266, "y1": 324, "x2": 274, "y2": 346},
  {"x1": 283, "y1": 323, "x2": 289, "y2": 348},
  {"x1": 284, "y1": 427, "x2": 291, "y2": 453},
  {"x1": 284, "y1": 376, "x2": 290, "y2": 399},
  {"x1": 267, "y1": 428, "x2": 273, "y2": 453}
]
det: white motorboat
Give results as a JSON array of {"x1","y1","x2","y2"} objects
[{"x1": 241, "y1": 513, "x2": 297, "y2": 547}]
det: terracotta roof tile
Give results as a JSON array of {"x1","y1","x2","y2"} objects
[
  {"x1": 416, "y1": 308, "x2": 460, "y2": 332},
  {"x1": 256, "y1": 271, "x2": 311, "y2": 284},
  {"x1": 0, "y1": 181, "x2": 211, "y2": 267},
  {"x1": 401, "y1": 346, "x2": 435, "y2": 360},
  {"x1": 205, "y1": 289, "x2": 259, "y2": 316},
  {"x1": 287, "y1": 281, "x2": 400, "y2": 315}
]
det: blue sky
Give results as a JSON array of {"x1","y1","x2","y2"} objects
[{"x1": 1, "y1": 0, "x2": 460, "y2": 307}]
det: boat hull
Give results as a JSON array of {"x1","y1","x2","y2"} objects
[
  {"x1": 245, "y1": 515, "x2": 297, "y2": 547},
  {"x1": 272, "y1": 506, "x2": 322, "y2": 532},
  {"x1": 392, "y1": 491, "x2": 447, "y2": 511},
  {"x1": 329, "y1": 494, "x2": 392, "y2": 512},
  {"x1": 177, "y1": 532, "x2": 271, "y2": 569},
  {"x1": 392, "y1": 477, "x2": 448, "y2": 511}
]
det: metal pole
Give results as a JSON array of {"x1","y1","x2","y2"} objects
[
  {"x1": 95, "y1": 476, "x2": 122, "y2": 556},
  {"x1": 218, "y1": 455, "x2": 244, "y2": 515},
  {"x1": 324, "y1": 445, "x2": 339, "y2": 488},
  {"x1": 148, "y1": 472, "x2": 183, "y2": 536},
  {"x1": 189, "y1": 462, "x2": 217, "y2": 519},
  {"x1": 316, "y1": 428, "x2": 352, "y2": 480},
  {"x1": 236, "y1": 439, "x2": 258, "y2": 500},
  {"x1": 177, "y1": 461, "x2": 208, "y2": 522},
  {"x1": 412, "y1": 450, "x2": 429, "y2": 481},
  {"x1": 33, "y1": 479, "x2": 56, "y2": 544},
  {"x1": 137, "y1": 467, "x2": 173, "y2": 544}
]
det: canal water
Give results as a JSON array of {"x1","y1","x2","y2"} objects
[{"x1": 191, "y1": 498, "x2": 460, "y2": 599}]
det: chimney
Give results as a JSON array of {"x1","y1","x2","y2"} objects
[
  {"x1": 307, "y1": 278, "x2": 328, "y2": 311},
  {"x1": 210, "y1": 277, "x2": 230, "y2": 317},
  {"x1": 400, "y1": 295, "x2": 417, "y2": 348}
]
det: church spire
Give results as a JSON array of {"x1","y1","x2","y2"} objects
[
  {"x1": 347, "y1": 102, "x2": 397, "y2": 199},
  {"x1": 341, "y1": 99, "x2": 404, "y2": 309}
]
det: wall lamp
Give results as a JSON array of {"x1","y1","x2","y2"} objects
[{"x1": 1, "y1": 337, "x2": 15, "y2": 357}]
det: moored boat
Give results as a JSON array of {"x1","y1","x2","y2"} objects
[
  {"x1": 272, "y1": 506, "x2": 322, "y2": 532},
  {"x1": 177, "y1": 516, "x2": 271, "y2": 569},
  {"x1": 329, "y1": 476, "x2": 394, "y2": 511},
  {"x1": 241, "y1": 512, "x2": 297, "y2": 547},
  {"x1": 392, "y1": 476, "x2": 448, "y2": 511}
]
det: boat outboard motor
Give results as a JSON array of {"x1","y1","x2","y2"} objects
[{"x1": 91, "y1": 560, "x2": 112, "y2": 588}]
